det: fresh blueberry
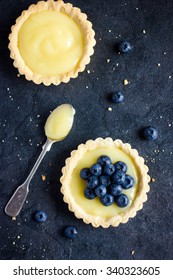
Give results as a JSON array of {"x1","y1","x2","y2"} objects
[
  {"x1": 84, "y1": 187, "x2": 97, "y2": 199},
  {"x1": 35, "y1": 210, "x2": 47, "y2": 222},
  {"x1": 109, "y1": 184, "x2": 123, "y2": 196},
  {"x1": 87, "y1": 175, "x2": 99, "y2": 188},
  {"x1": 90, "y1": 163, "x2": 102, "y2": 176},
  {"x1": 64, "y1": 225, "x2": 78, "y2": 239},
  {"x1": 97, "y1": 155, "x2": 112, "y2": 166},
  {"x1": 103, "y1": 163, "x2": 115, "y2": 176},
  {"x1": 100, "y1": 194, "x2": 114, "y2": 206},
  {"x1": 111, "y1": 91, "x2": 124, "y2": 103},
  {"x1": 122, "y1": 175, "x2": 134, "y2": 189},
  {"x1": 114, "y1": 161, "x2": 127, "y2": 173},
  {"x1": 115, "y1": 194, "x2": 129, "y2": 207},
  {"x1": 95, "y1": 185, "x2": 107, "y2": 197},
  {"x1": 99, "y1": 175, "x2": 111, "y2": 187},
  {"x1": 118, "y1": 41, "x2": 133, "y2": 53},
  {"x1": 112, "y1": 171, "x2": 125, "y2": 184},
  {"x1": 142, "y1": 126, "x2": 158, "y2": 140},
  {"x1": 80, "y1": 168, "x2": 91, "y2": 180}
]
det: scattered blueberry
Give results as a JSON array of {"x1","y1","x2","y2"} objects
[
  {"x1": 110, "y1": 91, "x2": 124, "y2": 103},
  {"x1": 64, "y1": 225, "x2": 78, "y2": 239},
  {"x1": 114, "y1": 161, "x2": 127, "y2": 173},
  {"x1": 80, "y1": 168, "x2": 91, "y2": 180},
  {"x1": 35, "y1": 210, "x2": 47, "y2": 222},
  {"x1": 99, "y1": 175, "x2": 111, "y2": 187},
  {"x1": 97, "y1": 155, "x2": 112, "y2": 166},
  {"x1": 112, "y1": 171, "x2": 125, "y2": 184},
  {"x1": 100, "y1": 194, "x2": 114, "y2": 206},
  {"x1": 103, "y1": 163, "x2": 115, "y2": 176},
  {"x1": 87, "y1": 175, "x2": 99, "y2": 189},
  {"x1": 115, "y1": 194, "x2": 129, "y2": 207},
  {"x1": 142, "y1": 126, "x2": 158, "y2": 140},
  {"x1": 122, "y1": 175, "x2": 134, "y2": 189},
  {"x1": 90, "y1": 163, "x2": 102, "y2": 176},
  {"x1": 95, "y1": 185, "x2": 107, "y2": 197},
  {"x1": 84, "y1": 187, "x2": 97, "y2": 199},
  {"x1": 118, "y1": 41, "x2": 133, "y2": 53},
  {"x1": 109, "y1": 184, "x2": 123, "y2": 196}
]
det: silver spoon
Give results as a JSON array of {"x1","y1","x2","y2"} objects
[{"x1": 5, "y1": 104, "x2": 75, "y2": 217}]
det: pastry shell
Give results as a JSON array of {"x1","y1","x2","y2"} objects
[
  {"x1": 9, "y1": 0, "x2": 96, "y2": 86},
  {"x1": 60, "y1": 138, "x2": 150, "y2": 228}
]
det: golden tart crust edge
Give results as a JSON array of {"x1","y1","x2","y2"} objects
[
  {"x1": 8, "y1": 0, "x2": 96, "y2": 86},
  {"x1": 60, "y1": 138, "x2": 150, "y2": 228}
]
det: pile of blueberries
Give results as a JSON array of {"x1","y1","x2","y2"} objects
[{"x1": 80, "y1": 155, "x2": 135, "y2": 208}]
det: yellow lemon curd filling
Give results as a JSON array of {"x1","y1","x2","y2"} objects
[
  {"x1": 69, "y1": 147, "x2": 139, "y2": 218},
  {"x1": 18, "y1": 11, "x2": 84, "y2": 76},
  {"x1": 45, "y1": 104, "x2": 75, "y2": 141}
]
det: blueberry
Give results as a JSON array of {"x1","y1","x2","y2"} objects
[
  {"x1": 100, "y1": 194, "x2": 114, "y2": 206},
  {"x1": 142, "y1": 126, "x2": 158, "y2": 140},
  {"x1": 99, "y1": 175, "x2": 111, "y2": 187},
  {"x1": 64, "y1": 225, "x2": 78, "y2": 239},
  {"x1": 87, "y1": 175, "x2": 99, "y2": 188},
  {"x1": 114, "y1": 161, "x2": 127, "y2": 173},
  {"x1": 80, "y1": 168, "x2": 91, "y2": 180},
  {"x1": 122, "y1": 175, "x2": 134, "y2": 189},
  {"x1": 103, "y1": 163, "x2": 115, "y2": 176},
  {"x1": 109, "y1": 184, "x2": 123, "y2": 196},
  {"x1": 112, "y1": 171, "x2": 125, "y2": 184},
  {"x1": 111, "y1": 91, "x2": 124, "y2": 103},
  {"x1": 118, "y1": 41, "x2": 133, "y2": 53},
  {"x1": 90, "y1": 163, "x2": 102, "y2": 176},
  {"x1": 84, "y1": 187, "x2": 97, "y2": 199},
  {"x1": 95, "y1": 185, "x2": 107, "y2": 197},
  {"x1": 115, "y1": 194, "x2": 129, "y2": 207},
  {"x1": 97, "y1": 155, "x2": 112, "y2": 166},
  {"x1": 35, "y1": 210, "x2": 47, "y2": 222}
]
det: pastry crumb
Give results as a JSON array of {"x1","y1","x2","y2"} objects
[
  {"x1": 17, "y1": 74, "x2": 20, "y2": 77},
  {"x1": 157, "y1": 63, "x2": 161, "y2": 67},
  {"x1": 151, "y1": 178, "x2": 155, "y2": 183},
  {"x1": 108, "y1": 107, "x2": 112, "y2": 111},
  {"x1": 87, "y1": 70, "x2": 90, "y2": 74},
  {"x1": 163, "y1": 52, "x2": 167, "y2": 55},
  {"x1": 131, "y1": 250, "x2": 135, "y2": 255},
  {"x1": 12, "y1": 216, "x2": 16, "y2": 221},
  {"x1": 41, "y1": 175, "x2": 46, "y2": 181},
  {"x1": 142, "y1": 30, "x2": 146, "y2": 34},
  {"x1": 106, "y1": 59, "x2": 110, "y2": 63},
  {"x1": 12, "y1": 241, "x2": 16, "y2": 245},
  {"x1": 17, "y1": 236, "x2": 21, "y2": 239},
  {"x1": 169, "y1": 75, "x2": 172, "y2": 79},
  {"x1": 123, "y1": 79, "x2": 129, "y2": 85}
]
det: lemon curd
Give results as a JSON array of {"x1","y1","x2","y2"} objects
[
  {"x1": 18, "y1": 10, "x2": 84, "y2": 76},
  {"x1": 45, "y1": 104, "x2": 75, "y2": 141},
  {"x1": 69, "y1": 147, "x2": 139, "y2": 219}
]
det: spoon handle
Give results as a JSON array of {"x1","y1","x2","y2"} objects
[{"x1": 5, "y1": 138, "x2": 54, "y2": 217}]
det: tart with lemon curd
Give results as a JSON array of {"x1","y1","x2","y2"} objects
[
  {"x1": 9, "y1": 0, "x2": 96, "y2": 86},
  {"x1": 60, "y1": 138, "x2": 150, "y2": 228}
]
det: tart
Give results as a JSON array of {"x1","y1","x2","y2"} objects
[
  {"x1": 60, "y1": 138, "x2": 150, "y2": 228},
  {"x1": 9, "y1": 0, "x2": 96, "y2": 86}
]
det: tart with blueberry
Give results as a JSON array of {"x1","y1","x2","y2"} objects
[
  {"x1": 9, "y1": 0, "x2": 96, "y2": 85},
  {"x1": 60, "y1": 138, "x2": 150, "y2": 228}
]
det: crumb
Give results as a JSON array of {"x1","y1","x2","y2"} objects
[
  {"x1": 12, "y1": 216, "x2": 16, "y2": 221},
  {"x1": 106, "y1": 59, "x2": 110, "y2": 63},
  {"x1": 160, "y1": 116, "x2": 163, "y2": 119},
  {"x1": 99, "y1": 38, "x2": 101, "y2": 41},
  {"x1": 17, "y1": 74, "x2": 20, "y2": 77},
  {"x1": 87, "y1": 70, "x2": 90, "y2": 74},
  {"x1": 17, "y1": 236, "x2": 21, "y2": 239},
  {"x1": 15, "y1": 137, "x2": 18, "y2": 140},
  {"x1": 169, "y1": 76, "x2": 172, "y2": 79},
  {"x1": 108, "y1": 107, "x2": 112, "y2": 111},
  {"x1": 136, "y1": 7, "x2": 139, "y2": 10},
  {"x1": 12, "y1": 241, "x2": 16, "y2": 245},
  {"x1": 116, "y1": 63, "x2": 119, "y2": 66},
  {"x1": 2, "y1": 140, "x2": 4, "y2": 143},
  {"x1": 123, "y1": 79, "x2": 129, "y2": 85},
  {"x1": 131, "y1": 250, "x2": 135, "y2": 255},
  {"x1": 37, "y1": 115, "x2": 40, "y2": 118},
  {"x1": 142, "y1": 30, "x2": 146, "y2": 34},
  {"x1": 168, "y1": 123, "x2": 171, "y2": 127},
  {"x1": 151, "y1": 178, "x2": 155, "y2": 183},
  {"x1": 25, "y1": 200, "x2": 28, "y2": 204},
  {"x1": 41, "y1": 175, "x2": 46, "y2": 181},
  {"x1": 163, "y1": 52, "x2": 167, "y2": 55},
  {"x1": 86, "y1": 86, "x2": 89, "y2": 89},
  {"x1": 157, "y1": 63, "x2": 161, "y2": 67},
  {"x1": 109, "y1": 30, "x2": 111, "y2": 33}
]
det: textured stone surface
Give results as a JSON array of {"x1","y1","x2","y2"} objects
[{"x1": 0, "y1": 0, "x2": 173, "y2": 260}]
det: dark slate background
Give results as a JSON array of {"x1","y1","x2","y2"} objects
[{"x1": 0, "y1": 0, "x2": 173, "y2": 260}]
